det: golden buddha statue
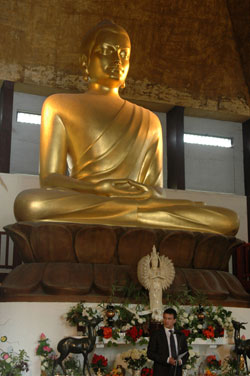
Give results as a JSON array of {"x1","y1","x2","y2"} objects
[{"x1": 14, "y1": 20, "x2": 239, "y2": 236}]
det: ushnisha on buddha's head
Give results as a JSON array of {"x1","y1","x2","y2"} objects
[{"x1": 80, "y1": 20, "x2": 131, "y2": 89}]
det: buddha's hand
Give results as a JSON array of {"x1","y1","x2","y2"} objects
[{"x1": 95, "y1": 179, "x2": 153, "y2": 199}]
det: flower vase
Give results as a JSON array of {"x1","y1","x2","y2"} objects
[{"x1": 131, "y1": 369, "x2": 141, "y2": 376}]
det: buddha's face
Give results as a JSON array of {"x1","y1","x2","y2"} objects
[{"x1": 87, "y1": 29, "x2": 131, "y2": 89}]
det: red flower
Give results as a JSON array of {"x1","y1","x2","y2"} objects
[
  {"x1": 91, "y1": 354, "x2": 108, "y2": 368},
  {"x1": 203, "y1": 326, "x2": 215, "y2": 339},
  {"x1": 126, "y1": 326, "x2": 143, "y2": 342},
  {"x1": 141, "y1": 367, "x2": 153, "y2": 376},
  {"x1": 181, "y1": 329, "x2": 190, "y2": 337},
  {"x1": 205, "y1": 355, "x2": 221, "y2": 370},
  {"x1": 102, "y1": 327, "x2": 113, "y2": 339},
  {"x1": 206, "y1": 355, "x2": 216, "y2": 363}
]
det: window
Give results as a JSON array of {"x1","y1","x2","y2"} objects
[{"x1": 17, "y1": 111, "x2": 41, "y2": 125}]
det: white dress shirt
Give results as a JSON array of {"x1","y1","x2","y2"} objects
[{"x1": 164, "y1": 327, "x2": 182, "y2": 365}]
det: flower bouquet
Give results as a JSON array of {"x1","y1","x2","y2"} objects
[
  {"x1": 183, "y1": 349, "x2": 199, "y2": 371},
  {"x1": 91, "y1": 353, "x2": 108, "y2": 374},
  {"x1": 66, "y1": 302, "x2": 103, "y2": 332},
  {"x1": 0, "y1": 349, "x2": 29, "y2": 376},
  {"x1": 176, "y1": 304, "x2": 233, "y2": 344},
  {"x1": 36, "y1": 333, "x2": 56, "y2": 375},
  {"x1": 204, "y1": 355, "x2": 221, "y2": 375},
  {"x1": 125, "y1": 326, "x2": 144, "y2": 345},
  {"x1": 97, "y1": 326, "x2": 120, "y2": 345},
  {"x1": 121, "y1": 348, "x2": 148, "y2": 370}
]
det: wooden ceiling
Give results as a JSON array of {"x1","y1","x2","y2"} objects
[{"x1": 0, "y1": 0, "x2": 249, "y2": 121}]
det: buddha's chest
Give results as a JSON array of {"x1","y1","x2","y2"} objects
[{"x1": 65, "y1": 101, "x2": 147, "y2": 160}]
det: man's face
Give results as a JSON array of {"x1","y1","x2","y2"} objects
[
  {"x1": 163, "y1": 313, "x2": 176, "y2": 329},
  {"x1": 88, "y1": 30, "x2": 131, "y2": 88}
]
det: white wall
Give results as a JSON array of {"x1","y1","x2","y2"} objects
[{"x1": 10, "y1": 92, "x2": 46, "y2": 175}]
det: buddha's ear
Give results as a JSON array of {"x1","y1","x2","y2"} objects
[{"x1": 80, "y1": 54, "x2": 89, "y2": 82}]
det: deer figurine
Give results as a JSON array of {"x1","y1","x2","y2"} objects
[
  {"x1": 232, "y1": 320, "x2": 250, "y2": 375},
  {"x1": 52, "y1": 316, "x2": 102, "y2": 376}
]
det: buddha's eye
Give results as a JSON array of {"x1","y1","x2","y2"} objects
[
  {"x1": 101, "y1": 45, "x2": 114, "y2": 55},
  {"x1": 120, "y1": 50, "x2": 129, "y2": 59}
]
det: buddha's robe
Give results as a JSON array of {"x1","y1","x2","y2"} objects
[{"x1": 14, "y1": 99, "x2": 239, "y2": 236}]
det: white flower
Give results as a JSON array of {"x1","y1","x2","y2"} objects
[
  {"x1": 189, "y1": 350, "x2": 195, "y2": 357},
  {"x1": 131, "y1": 320, "x2": 135, "y2": 325},
  {"x1": 193, "y1": 329, "x2": 198, "y2": 333},
  {"x1": 122, "y1": 324, "x2": 131, "y2": 331},
  {"x1": 138, "y1": 318, "x2": 143, "y2": 324},
  {"x1": 183, "y1": 312, "x2": 188, "y2": 318},
  {"x1": 186, "y1": 364, "x2": 191, "y2": 369},
  {"x1": 131, "y1": 349, "x2": 140, "y2": 359},
  {"x1": 189, "y1": 315, "x2": 194, "y2": 321},
  {"x1": 197, "y1": 324, "x2": 203, "y2": 329},
  {"x1": 6, "y1": 358, "x2": 11, "y2": 363},
  {"x1": 41, "y1": 365, "x2": 45, "y2": 371},
  {"x1": 184, "y1": 318, "x2": 189, "y2": 324},
  {"x1": 121, "y1": 351, "x2": 129, "y2": 359}
]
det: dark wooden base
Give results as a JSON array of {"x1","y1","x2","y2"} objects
[
  {"x1": 1, "y1": 262, "x2": 249, "y2": 306},
  {"x1": 1, "y1": 222, "x2": 249, "y2": 305}
]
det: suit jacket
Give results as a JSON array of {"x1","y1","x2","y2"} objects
[{"x1": 147, "y1": 326, "x2": 189, "y2": 376}]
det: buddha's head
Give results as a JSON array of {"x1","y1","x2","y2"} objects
[{"x1": 81, "y1": 20, "x2": 131, "y2": 90}]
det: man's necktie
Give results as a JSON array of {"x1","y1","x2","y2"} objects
[{"x1": 169, "y1": 330, "x2": 177, "y2": 359}]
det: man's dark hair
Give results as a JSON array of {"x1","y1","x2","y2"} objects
[{"x1": 163, "y1": 308, "x2": 177, "y2": 319}]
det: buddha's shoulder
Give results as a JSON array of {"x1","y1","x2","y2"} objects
[
  {"x1": 125, "y1": 100, "x2": 162, "y2": 128},
  {"x1": 43, "y1": 93, "x2": 85, "y2": 111}
]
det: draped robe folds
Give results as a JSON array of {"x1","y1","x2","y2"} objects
[{"x1": 14, "y1": 100, "x2": 239, "y2": 236}]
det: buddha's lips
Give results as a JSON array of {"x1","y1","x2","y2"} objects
[{"x1": 107, "y1": 66, "x2": 124, "y2": 75}]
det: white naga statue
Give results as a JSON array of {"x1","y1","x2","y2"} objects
[{"x1": 137, "y1": 246, "x2": 175, "y2": 321}]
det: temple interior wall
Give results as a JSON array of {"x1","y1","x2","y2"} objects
[
  {"x1": 0, "y1": 302, "x2": 249, "y2": 376},
  {"x1": 157, "y1": 112, "x2": 244, "y2": 195}
]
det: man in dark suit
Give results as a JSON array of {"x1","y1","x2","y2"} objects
[{"x1": 147, "y1": 308, "x2": 189, "y2": 376}]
